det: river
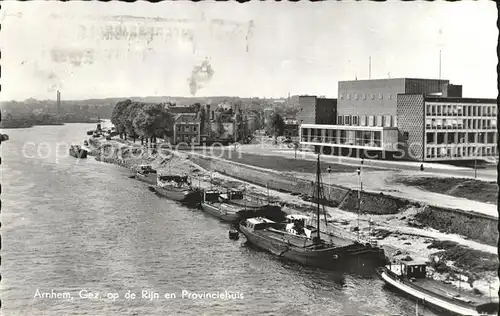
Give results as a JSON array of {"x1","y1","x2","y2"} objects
[{"x1": 0, "y1": 122, "x2": 438, "y2": 316}]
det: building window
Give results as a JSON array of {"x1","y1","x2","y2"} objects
[
  {"x1": 337, "y1": 115, "x2": 343, "y2": 125},
  {"x1": 347, "y1": 93, "x2": 351, "y2": 100},
  {"x1": 493, "y1": 107, "x2": 497, "y2": 116},
  {"x1": 368, "y1": 116, "x2": 374, "y2": 126},
  {"x1": 360, "y1": 115, "x2": 367, "y2": 126},
  {"x1": 345, "y1": 115, "x2": 351, "y2": 125},
  {"x1": 354, "y1": 93, "x2": 359, "y2": 100},
  {"x1": 340, "y1": 94, "x2": 343, "y2": 100},
  {"x1": 426, "y1": 132, "x2": 435, "y2": 144},
  {"x1": 376, "y1": 115, "x2": 383, "y2": 127},
  {"x1": 352, "y1": 115, "x2": 359, "y2": 126},
  {"x1": 437, "y1": 105, "x2": 442, "y2": 116},
  {"x1": 371, "y1": 94, "x2": 375, "y2": 100},
  {"x1": 426, "y1": 118, "x2": 432, "y2": 129},
  {"x1": 193, "y1": 126, "x2": 197, "y2": 132},
  {"x1": 384, "y1": 115, "x2": 392, "y2": 127},
  {"x1": 363, "y1": 94, "x2": 367, "y2": 100},
  {"x1": 379, "y1": 93, "x2": 383, "y2": 99}
]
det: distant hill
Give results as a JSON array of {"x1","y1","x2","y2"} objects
[{"x1": 0, "y1": 95, "x2": 302, "y2": 120}]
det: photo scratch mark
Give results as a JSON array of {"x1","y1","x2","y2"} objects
[{"x1": 188, "y1": 59, "x2": 215, "y2": 96}]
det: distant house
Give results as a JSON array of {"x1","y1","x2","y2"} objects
[
  {"x1": 173, "y1": 113, "x2": 201, "y2": 145},
  {"x1": 283, "y1": 118, "x2": 299, "y2": 137}
]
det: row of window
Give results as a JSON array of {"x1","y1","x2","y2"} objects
[
  {"x1": 301, "y1": 129, "x2": 382, "y2": 147},
  {"x1": 339, "y1": 92, "x2": 392, "y2": 100},
  {"x1": 426, "y1": 145, "x2": 497, "y2": 159},
  {"x1": 337, "y1": 115, "x2": 396, "y2": 127},
  {"x1": 425, "y1": 118, "x2": 497, "y2": 130},
  {"x1": 425, "y1": 131, "x2": 497, "y2": 145},
  {"x1": 426, "y1": 103, "x2": 497, "y2": 117}
]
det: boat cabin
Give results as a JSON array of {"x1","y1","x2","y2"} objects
[
  {"x1": 159, "y1": 175, "x2": 188, "y2": 183},
  {"x1": 220, "y1": 189, "x2": 244, "y2": 201},
  {"x1": 387, "y1": 260, "x2": 427, "y2": 280},
  {"x1": 138, "y1": 165, "x2": 156, "y2": 174},
  {"x1": 242, "y1": 217, "x2": 280, "y2": 231},
  {"x1": 203, "y1": 190, "x2": 221, "y2": 203}
]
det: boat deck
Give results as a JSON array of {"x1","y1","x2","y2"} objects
[
  {"x1": 413, "y1": 278, "x2": 490, "y2": 307},
  {"x1": 263, "y1": 228, "x2": 354, "y2": 248}
]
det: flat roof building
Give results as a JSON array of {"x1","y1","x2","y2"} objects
[{"x1": 299, "y1": 78, "x2": 496, "y2": 161}]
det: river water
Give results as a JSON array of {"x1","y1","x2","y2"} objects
[{"x1": 0, "y1": 123, "x2": 438, "y2": 316}]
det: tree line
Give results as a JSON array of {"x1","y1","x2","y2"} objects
[{"x1": 111, "y1": 100, "x2": 175, "y2": 146}]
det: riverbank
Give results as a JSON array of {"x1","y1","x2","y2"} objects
[{"x1": 90, "y1": 137, "x2": 499, "y2": 299}]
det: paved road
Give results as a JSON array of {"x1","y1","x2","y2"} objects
[{"x1": 229, "y1": 142, "x2": 497, "y2": 182}]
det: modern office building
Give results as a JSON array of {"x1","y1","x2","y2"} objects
[{"x1": 299, "y1": 78, "x2": 497, "y2": 161}]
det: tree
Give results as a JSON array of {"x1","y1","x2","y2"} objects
[
  {"x1": 267, "y1": 112, "x2": 285, "y2": 137},
  {"x1": 111, "y1": 99, "x2": 131, "y2": 138},
  {"x1": 215, "y1": 113, "x2": 225, "y2": 137},
  {"x1": 122, "y1": 102, "x2": 142, "y2": 142},
  {"x1": 133, "y1": 103, "x2": 175, "y2": 147}
]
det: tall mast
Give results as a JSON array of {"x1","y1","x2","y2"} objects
[{"x1": 316, "y1": 154, "x2": 321, "y2": 240}]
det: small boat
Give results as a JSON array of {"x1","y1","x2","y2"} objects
[
  {"x1": 86, "y1": 130, "x2": 94, "y2": 136},
  {"x1": 69, "y1": 145, "x2": 88, "y2": 159},
  {"x1": 377, "y1": 261, "x2": 499, "y2": 316},
  {"x1": 220, "y1": 188, "x2": 273, "y2": 211},
  {"x1": 83, "y1": 140, "x2": 89, "y2": 146},
  {"x1": 135, "y1": 165, "x2": 157, "y2": 185},
  {"x1": 239, "y1": 154, "x2": 387, "y2": 272},
  {"x1": 153, "y1": 174, "x2": 200, "y2": 205},
  {"x1": 200, "y1": 189, "x2": 286, "y2": 223},
  {"x1": 201, "y1": 190, "x2": 241, "y2": 222}
]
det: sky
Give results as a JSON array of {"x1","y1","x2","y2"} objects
[{"x1": 0, "y1": 1, "x2": 497, "y2": 101}]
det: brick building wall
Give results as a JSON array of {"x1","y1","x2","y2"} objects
[
  {"x1": 315, "y1": 98, "x2": 337, "y2": 124},
  {"x1": 297, "y1": 96, "x2": 317, "y2": 124},
  {"x1": 397, "y1": 94, "x2": 425, "y2": 161}
]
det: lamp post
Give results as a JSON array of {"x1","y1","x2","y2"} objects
[
  {"x1": 327, "y1": 166, "x2": 332, "y2": 200},
  {"x1": 357, "y1": 167, "x2": 362, "y2": 240},
  {"x1": 475, "y1": 132, "x2": 482, "y2": 179}
]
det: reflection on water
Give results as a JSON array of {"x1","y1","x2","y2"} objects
[{"x1": 0, "y1": 123, "x2": 438, "y2": 316}]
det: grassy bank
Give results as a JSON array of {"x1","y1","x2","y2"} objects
[
  {"x1": 413, "y1": 206, "x2": 498, "y2": 246},
  {"x1": 427, "y1": 240, "x2": 498, "y2": 275},
  {"x1": 396, "y1": 176, "x2": 498, "y2": 204},
  {"x1": 197, "y1": 148, "x2": 383, "y2": 174}
]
